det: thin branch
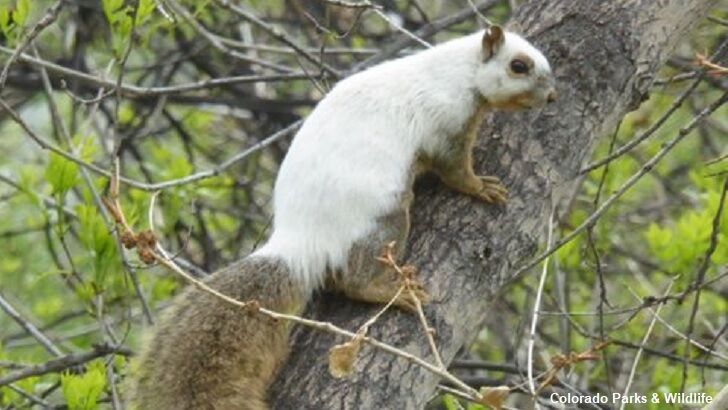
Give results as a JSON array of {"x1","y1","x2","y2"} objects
[
  {"x1": 640, "y1": 297, "x2": 728, "y2": 362},
  {"x1": 153, "y1": 0, "x2": 175, "y2": 22},
  {"x1": 580, "y1": 77, "x2": 700, "y2": 174},
  {"x1": 319, "y1": 0, "x2": 382, "y2": 9},
  {"x1": 5, "y1": 383, "x2": 53, "y2": 408},
  {"x1": 0, "y1": 45, "x2": 313, "y2": 97},
  {"x1": 215, "y1": 0, "x2": 341, "y2": 77},
  {"x1": 0, "y1": 173, "x2": 75, "y2": 218},
  {"x1": 377, "y1": 242, "x2": 446, "y2": 370},
  {"x1": 163, "y1": 0, "x2": 293, "y2": 73},
  {"x1": 0, "y1": 96, "x2": 300, "y2": 191},
  {"x1": 609, "y1": 340, "x2": 728, "y2": 371},
  {"x1": 512, "y1": 91, "x2": 728, "y2": 280},
  {"x1": 681, "y1": 177, "x2": 728, "y2": 391},
  {"x1": 0, "y1": 293, "x2": 64, "y2": 358},
  {"x1": 619, "y1": 282, "x2": 673, "y2": 410},
  {"x1": 0, "y1": 0, "x2": 64, "y2": 91},
  {"x1": 465, "y1": 0, "x2": 494, "y2": 26},
  {"x1": 372, "y1": 8, "x2": 432, "y2": 49},
  {"x1": 32, "y1": 44, "x2": 155, "y2": 327},
  {"x1": 527, "y1": 207, "x2": 555, "y2": 399},
  {"x1": 353, "y1": 0, "x2": 499, "y2": 71},
  {"x1": 0, "y1": 344, "x2": 132, "y2": 387},
  {"x1": 580, "y1": 35, "x2": 728, "y2": 174}
]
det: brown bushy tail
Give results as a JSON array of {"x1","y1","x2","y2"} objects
[{"x1": 128, "y1": 256, "x2": 306, "y2": 410}]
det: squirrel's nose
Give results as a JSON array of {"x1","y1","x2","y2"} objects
[{"x1": 547, "y1": 90, "x2": 558, "y2": 104}]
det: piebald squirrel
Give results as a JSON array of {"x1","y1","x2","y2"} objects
[{"x1": 129, "y1": 25, "x2": 556, "y2": 409}]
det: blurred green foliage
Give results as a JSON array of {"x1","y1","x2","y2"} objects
[{"x1": 0, "y1": 0, "x2": 725, "y2": 408}]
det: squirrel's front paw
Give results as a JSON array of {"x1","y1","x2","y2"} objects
[
  {"x1": 394, "y1": 281, "x2": 429, "y2": 312},
  {"x1": 476, "y1": 175, "x2": 508, "y2": 205}
]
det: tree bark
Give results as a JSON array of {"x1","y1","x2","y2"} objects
[{"x1": 271, "y1": 0, "x2": 718, "y2": 408}]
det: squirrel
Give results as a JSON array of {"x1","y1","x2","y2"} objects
[{"x1": 128, "y1": 25, "x2": 556, "y2": 410}]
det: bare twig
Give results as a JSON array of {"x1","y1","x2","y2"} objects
[
  {"x1": 377, "y1": 242, "x2": 445, "y2": 369},
  {"x1": 635, "y1": 293, "x2": 728, "y2": 362},
  {"x1": 5, "y1": 384, "x2": 52, "y2": 408},
  {"x1": 527, "y1": 207, "x2": 555, "y2": 401},
  {"x1": 0, "y1": 0, "x2": 64, "y2": 91},
  {"x1": 0, "y1": 97, "x2": 300, "y2": 191},
  {"x1": 0, "y1": 293, "x2": 64, "y2": 358},
  {"x1": 608, "y1": 339, "x2": 728, "y2": 371},
  {"x1": 163, "y1": 0, "x2": 293, "y2": 73},
  {"x1": 0, "y1": 343, "x2": 132, "y2": 387},
  {"x1": 319, "y1": 0, "x2": 382, "y2": 9},
  {"x1": 580, "y1": 36, "x2": 728, "y2": 174},
  {"x1": 0, "y1": 45, "x2": 313, "y2": 97},
  {"x1": 372, "y1": 8, "x2": 432, "y2": 49},
  {"x1": 153, "y1": 0, "x2": 175, "y2": 22},
  {"x1": 33, "y1": 44, "x2": 156, "y2": 326},
  {"x1": 695, "y1": 53, "x2": 728, "y2": 76},
  {"x1": 353, "y1": 0, "x2": 499, "y2": 70},
  {"x1": 620, "y1": 282, "x2": 674, "y2": 410},
  {"x1": 215, "y1": 0, "x2": 341, "y2": 77},
  {"x1": 680, "y1": 177, "x2": 728, "y2": 391},
  {"x1": 512, "y1": 92, "x2": 728, "y2": 280}
]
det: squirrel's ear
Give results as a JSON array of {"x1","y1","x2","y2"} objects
[{"x1": 482, "y1": 25, "x2": 505, "y2": 60}]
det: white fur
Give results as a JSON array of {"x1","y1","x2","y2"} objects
[
  {"x1": 253, "y1": 30, "x2": 553, "y2": 291},
  {"x1": 476, "y1": 33, "x2": 554, "y2": 105}
]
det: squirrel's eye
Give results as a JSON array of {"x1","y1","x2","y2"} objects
[{"x1": 510, "y1": 59, "x2": 529, "y2": 74}]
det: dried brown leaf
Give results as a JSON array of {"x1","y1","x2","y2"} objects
[
  {"x1": 328, "y1": 337, "x2": 363, "y2": 378},
  {"x1": 477, "y1": 385, "x2": 510, "y2": 410}
]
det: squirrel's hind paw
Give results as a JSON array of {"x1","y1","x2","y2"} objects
[
  {"x1": 394, "y1": 281, "x2": 429, "y2": 312},
  {"x1": 476, "y1": 175, "x2": 508, "y2": 205}
]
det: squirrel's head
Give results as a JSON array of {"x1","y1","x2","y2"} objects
[{"x1": 474, "y1": 25, "x2": 556, "y2": 110}]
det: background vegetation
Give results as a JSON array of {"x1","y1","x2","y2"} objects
[{"x1": 0, "y1": 0, "x2": 725, "y2": 408}]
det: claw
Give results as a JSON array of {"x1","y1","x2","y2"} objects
[
  {"x1": 479, "y1": 175, "x2": 502, "y2": 184},
  {"x1": 477, "y1": 175, "x2": 508, "y2": 205}
]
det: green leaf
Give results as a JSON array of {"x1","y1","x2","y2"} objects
[
  {"x1": 0, "y1": 7, "x2": 10, "y2": 34},
  {"x1": 17, "y1": 166, "x2": 43, "y2": 210},
  {"x1": 118, "y1": 104, "x2": 135, "y2": 125},
  {"x1": 442, "y1": 394, "x2": 462, "y2": 410},
  {"x1": 101, "y1": 0, "x2": 124, "y2": 24},
  {"x1": 117, "y1": 12, "x2": 132, "y2": 38},
  {"x1": 74, "y1": 282, "x2": 96, "y2": 306},
  {"x1": 556, "y1": 236, "x2": 581, "y2": 270},
  {"x1": 73, "y1": 134, "x2": 98, "y2": 162},
  {"x1": 151, "y1": 276, "x2": 179, "y2": 301},
  {"x1": 644, "y1": 222, "x2": 675, "y2": 264},
  {"x1": 45, "y1": 153, "x2": 79, "y2": 196},
  {"x1": 351, "y1": 35, "x2": 366, "y2": 49},
  {"x1": 11, "y1": 0, "x2": 28, "y2": 27},
  {"x1": 111, "y1": 15, "x2": 133, "y2": 57},
  {"x1": 61, "y1": 361, "x2": 107, "y2": 410},
  {"x1": 137, "y1": 0, "x2": 156, "y2": 24},
  {"x1": 32, "y1": 295, "x2": 63, "y2": 321},
  {"x1": 76, "y1": 204, "x2": 117, "y2": 287}
]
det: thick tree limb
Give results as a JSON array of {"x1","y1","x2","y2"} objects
[{"x1": 271, "y1": 0, "x2": 719, "y2": 408}]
